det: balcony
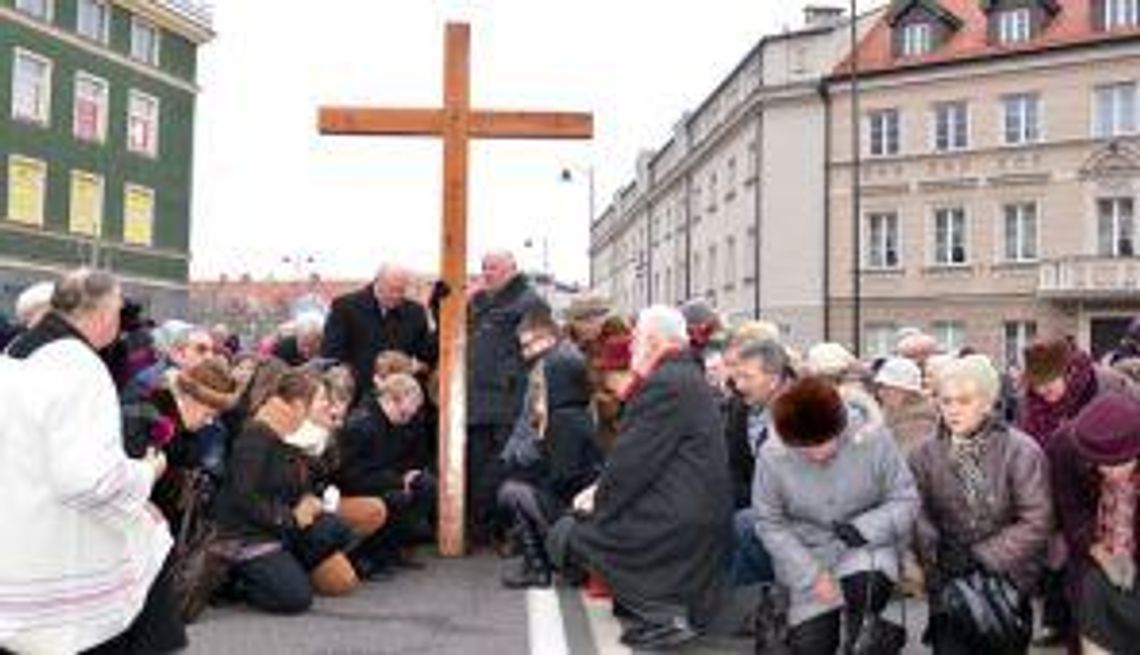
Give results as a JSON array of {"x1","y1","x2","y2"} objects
[{"x1": 1038, "y1": 256, "x2": 1140, "y2": 300}]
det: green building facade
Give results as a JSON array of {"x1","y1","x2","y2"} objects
[{"x1": 0, "y1": 0, "x2": 212, "y2": 318}]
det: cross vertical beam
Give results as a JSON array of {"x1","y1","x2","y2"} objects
[{"x1": 437, "y1": 23, "x2": 470, "y2": 557}]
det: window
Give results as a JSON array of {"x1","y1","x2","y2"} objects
[
  {"x1": 127, "y1": 91, "x2": 160, "y2": 157},
  {"x1": 998, "y1": 9, "x2": 1032, "y2": 44},
  {"x1": 1098, "y1": 197, "x2": 1135, "y2": 257},
  {"x1": 73, "y1": 73, "x2": 108, "y2": 143},
  {"x1": 708, "y1": 173, "x2": 718, "y2": 208},
  {"x1": 12, "y1": 50, "x2": 52, "y2": 125},
  {"x1": 1004, "y1": 321, "x2": 1038, "y2": 370},
  {"x1": 1003, "y1": 202, "x2": 1039, "y2": 262},
  {"x1": 665, "y1": 267, "x2": 673, "y2": 303},
  {"x1": 901, "y1": 23, "x2": 932, "y2": 57},
  {"x1": 7, "y1": 156, "x2": 48, "y2": 226},
  {"x1": 869, "y1": 109, "x2": 900, "y2": 157},
  {"x1": 1003, "y1": 93, "x2": 1041, "y2": 145},
  {"x1": 933, "y1": 321, "x2": 966, "y2": 353},
  {"x1": 123, "y1": 184, "x2": 155, "y2": 246},
  {"x1": 69, "y1": 171, "x2": 104, "y2": 236},
  {"x1": 76, "y1": 0, "x2": 110, "y2": 43},
  {"x1": 130, "y1": 17, "x2": 161, "y2": 66},
  {"x1": 1094, "y1": 83, "x2": 1137, "y2": 138},
  {"x1": 864, "y1": 324, "x2": 897, "y2": 359},
  {"x1": 707, "y1": 245, "x2": 718, "y2": 292},
  {"x1": 934, "y1": 101, "x2": 969, "y2": 152},
  {"x1": 725, "y1": 237, "x2": 737, "y2": 287},
  {"x1": 726, "y1": 158, "x2": 737, "y2": 195},
  {"x1": 15, "y1": 0, "x2": 51, "y2": 20},
  {"x1": 1105, "y1": 0, "x2": 1139, "y2": 30},
  {"x1": 933, "y1": 207, "x2": 968, "y2": 265},
  {"x1": 865, "y1": 212, "x2": 901, "y2": 269}
]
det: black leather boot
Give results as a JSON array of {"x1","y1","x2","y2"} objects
[
  {"x1": 500, "y1": 519, "x2": 551, "y2": 589},
  {"x1": 755, "y1": 582, "x2": 792, "y2": 655}
]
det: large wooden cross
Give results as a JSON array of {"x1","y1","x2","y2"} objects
[{"x1": 318, "y1": 22, "x2": 592, "y2": 556}]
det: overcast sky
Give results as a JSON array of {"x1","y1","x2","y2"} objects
[{"x1": 190, "y1": 1, "x2": 874, "y2": 284}]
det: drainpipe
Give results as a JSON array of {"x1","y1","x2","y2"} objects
[
  {"x1": 821, "y1": 80, "x2": 833, "y2": 342},
  {"x1": 753, "y1": 105, "x2": 764, "y2": 320}
]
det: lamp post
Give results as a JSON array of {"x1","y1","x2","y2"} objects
[
  {"x1": 850, "y1": 0, "x2": 863, "y2": 357},
  {"x1": 560, "y1": 164, "x2": 596, "y2": 287}
]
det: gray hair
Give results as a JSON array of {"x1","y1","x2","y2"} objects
[
  {"x1": 737, "y1": 339, "x2": 790, "y2": 376},
  {"x1": 293, "y1": 311, "x2": 325, "y2": 337},
  {"x1": 636, "y1": 305, "x2": 688, "y2": 344},
  {"x1": 50, "y1": 268, "x2": 119, "y2": 318},
  {"x1": 937, "y1": 354, "x2": 1000, "y2": 406}
]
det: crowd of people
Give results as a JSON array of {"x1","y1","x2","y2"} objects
[{"x1": 0, "y1": 253, "x2": 1137, "y2": 654}]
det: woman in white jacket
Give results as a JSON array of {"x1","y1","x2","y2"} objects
[{"x1": 0, "y1": 269, "x2": 172, "y2": 655}]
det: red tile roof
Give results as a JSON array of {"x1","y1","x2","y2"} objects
[{"x1": 835, "y1": 0, "x2": 1140, "y2": 78}]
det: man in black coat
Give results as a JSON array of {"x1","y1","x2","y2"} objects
[
  {"x1": 497, "y1": 307, "x2": 602, "y2": 588},
  {"x1": 466, "y1": 251, "x2": 548, "y2": 544},
  {"x1": 546, "y1": 306, "x2": 733, "y2": 651},
  {"x1": 321, "y1": 265, "x2": 438, "y2": 403}
]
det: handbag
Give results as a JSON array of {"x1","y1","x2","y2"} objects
[
  {"x1": 937, "y1": 569, "x2": 1031, "y2": 653},
  {"x1": 169, "y1": 471, "x2": 238, "y2": 623}
]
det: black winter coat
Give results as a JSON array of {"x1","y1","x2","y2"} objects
[
  {"x1": 335, "y1": 399, "x2": 435, "y2": 498},
  {"x1": 505, "y1": 341, "x2": 602, "y2": 504},
  {"x1": 568, "y1": 352, "x2": 732, "y2": 627},
  {"x1": 466, "y1": 275, "x2": 547, "y2": 427},
  {"x1": 214, "y1": 421, "x2": 309, "y2": 543},
  {"x1": 722, "y1": 393, "x2": 757, "y2": 510},
  {"x1": 321, "y1": 287, "x2": 437, "y2": 401}
]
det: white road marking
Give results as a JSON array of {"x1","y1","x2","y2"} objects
[{"x1": 527, "y1": 587, "x2": 570, "y2": 655}]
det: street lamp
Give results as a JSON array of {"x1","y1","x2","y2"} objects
[{"x1": 560, "y1": 164, "x2": 596, "y2": 287}]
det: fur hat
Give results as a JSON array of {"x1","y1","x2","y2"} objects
[
  {"x1": 564, "y1": 295, "x2": 612, "y2": 323},
  {"x1": 772, "y1": 376, "x2": 848, "y2": 447},
  {"x1": 806, "y1": 342, "x2": 858, "y2": 378},
  {"x1": 1023, "y1": 338, "x2": 1073, "y2": 387},
  {"x1": 1070, "y1": 392, "x2": 1140, "y2": 465},
  {"x1": 175, "y1": 356, "x2": 238, "y2": 412}
]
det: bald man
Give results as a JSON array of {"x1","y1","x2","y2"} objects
[
  {"x1": 322, "y1": 265, "x2": 438, "y2": 403},
  {"x1": 466, "y1": 251, "x2": 548, "y2": 545}
]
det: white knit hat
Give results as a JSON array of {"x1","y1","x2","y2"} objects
[
  {"x1": 15, "y1": 281, "x2": 54, "y2": 326},
  {"x1": 806, "y1": 342, "x2": 858, "y2": 377},
  {"x1": 874, "y1": 357, "x2": 924, "y2": 394}
]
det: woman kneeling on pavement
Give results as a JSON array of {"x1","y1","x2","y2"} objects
[
  {"x1": 214, "y1": 369, "x2": 359, "y2": 614},
  {"x1": 752, "y1": 376, "x2": 918, "y2": 655},
  {"x1": 909, "y1": 355, "x2": 1052, "y2": 654}
]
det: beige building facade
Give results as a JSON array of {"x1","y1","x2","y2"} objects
[
  {"x1": 590, "y1": 7, "x2": 880, "y2": 350},
  {"x1": 827, "y1": 0, "x2": 1140, "y2": 365}
]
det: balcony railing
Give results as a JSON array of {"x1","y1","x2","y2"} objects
[{"x1": 1038, "y1": 256, "x2": 1140, "y2": 299}]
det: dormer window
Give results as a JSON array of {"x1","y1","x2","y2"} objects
[
  {"x1": 1105, "y1": 0, "x2": 1139, "y2": 30},
  {"x1": 902, "y1": 23, "x2": 933, "y2": 56},
  {"x1": 998, "y1": 9, "x2": 1032, "y2": 43}
]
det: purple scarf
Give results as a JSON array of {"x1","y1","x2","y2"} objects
[{"x1": 1018, "y1": 351, "x2": 1098, "y2": 445}]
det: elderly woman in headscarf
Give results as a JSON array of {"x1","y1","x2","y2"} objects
[{"x1": 909, "y1": 355, "x2": 1052, "y2": 654}]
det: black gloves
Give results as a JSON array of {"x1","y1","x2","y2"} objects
[
  {"x1": 937, "y1": 539, "x2": 978, "y2": 580},
  {"x1": 833, "y1": 521, "x2": 869, "y2": 549}
]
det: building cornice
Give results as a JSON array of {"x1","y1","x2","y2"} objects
[
  {"x1": 113, "y1": 0, "x2": 214, "y2": 44},
  {"x1": 1, "y1": 6, "x2": 202, "y2": 94},
  {"x1": 0, "y1": 219, "x2": 190, "y2": 261}
]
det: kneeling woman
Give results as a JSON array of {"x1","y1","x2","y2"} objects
[
  {"x1": 214, "y1": 369, "x2": 359, "y2": 614},
  {"x1": 909, "y1": 355, "x2": 1052, "y2": 654}
]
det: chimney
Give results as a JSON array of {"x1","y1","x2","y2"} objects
[{"x1": 804, "y1": 5, "x2": 845, "y2": 29}]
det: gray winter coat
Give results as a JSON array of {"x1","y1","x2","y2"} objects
[{"x1": 752, "y1": 424, "x2": 919, "y2": 626}]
